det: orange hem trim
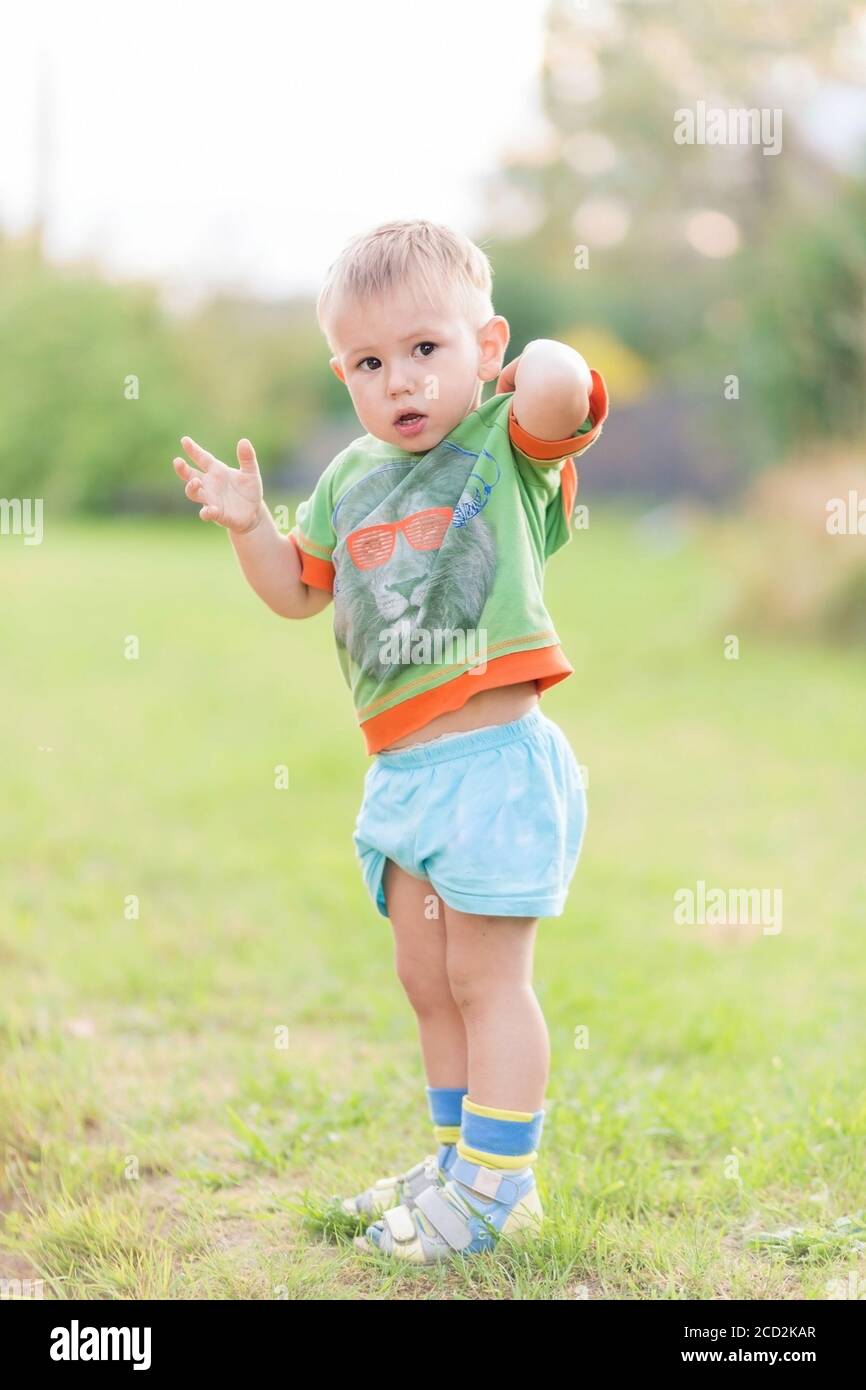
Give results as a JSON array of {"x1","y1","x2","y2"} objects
[
  {"x1": 360, "y1": 645, "x2": 574, "y2": 755},
  {"x1": 359, "y1": 630, "x2": 558, "y2": 717},
  {"x1": 509, "y1": 368, "x2": 609, "y2": 462},
  {"x1": 288, "y1": 532, "x2": 335, "y2": 592},
  {"x1": 561, "y1": 457, "x2": 578, "y2": 535}
]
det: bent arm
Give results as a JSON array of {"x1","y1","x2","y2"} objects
[
  {"x1": 229, "y1": 502, "x2": 332, "y2": 619},
  {"x1": 511, "y1": 339, "x2": 593, "y2": 441}
]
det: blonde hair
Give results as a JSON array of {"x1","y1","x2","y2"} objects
[{"x1": 316, "y1": 219, "x2": 495, "y2": 351}]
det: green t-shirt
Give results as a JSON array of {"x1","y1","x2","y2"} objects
[{"x1": 289, "y1": 373, "x2": 608, "y2": 753}]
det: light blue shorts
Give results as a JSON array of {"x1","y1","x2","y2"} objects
[{"x1": 353, "y1": 707, "x2": 587, "y2": 920}]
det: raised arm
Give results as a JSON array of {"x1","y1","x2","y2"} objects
[
  {"x1": 499, "y1": 339, "x2": 593, "y2": 441},
  {"x1": 172, "y1": 437, "x2": 331, "y2": 620}
]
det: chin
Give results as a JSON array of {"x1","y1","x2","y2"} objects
[
  {"x1": 390, "y1": 422, "x2": 441, "y2": 451},
  {"x1": 410, "y1": 425, "x2": 448, "y2": 452}
]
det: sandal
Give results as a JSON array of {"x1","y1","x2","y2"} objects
[
  {"x1": 353, "y1": 1154, "x2": 544, "y2": 1264},
  {"x1": 339, "y1": 1144, "x2": 454, "y2": 1218}
]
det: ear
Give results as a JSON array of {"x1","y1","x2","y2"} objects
[
  {"x1": 329, "y1": 357, "x2": 346, "y2": 385},
  {"x1": 477, "y1": 316, "x2": 510, "y2": 383}
]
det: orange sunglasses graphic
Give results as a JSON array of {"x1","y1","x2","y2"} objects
[{"x1": 346, "y1": 507, "x2": 453, "y2": 571}]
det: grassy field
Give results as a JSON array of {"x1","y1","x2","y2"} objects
[{"x1": 1, "y1": 508, "x2": 865, "y2": 1300}]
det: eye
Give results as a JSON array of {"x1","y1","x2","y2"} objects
[
  {"x1": 357, "y1": 356, "x2": 381, "y2": 371},
  {"x1": 414, "y1": 341, "x2": 437, "y2": 357}
]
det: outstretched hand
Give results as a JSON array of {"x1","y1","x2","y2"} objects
[{"x1": 172, "y1": 437, "x2": 264, "y2": 533}]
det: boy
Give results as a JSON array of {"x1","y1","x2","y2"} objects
[{"x1": 172, "y1": 220, "x2": 608, "y2": 1264}]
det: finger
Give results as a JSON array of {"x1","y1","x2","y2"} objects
[
  {"x1": 184, "y1": 476, "x2": 205, "y2": 501},
  {"x1": 236, "y1": 438, "x2": 259, "y2": 473},
  {"x1": 199, "y1": 504, "x2": 220, "y2": 522},
  {"x1": 173, "y1": 456, "x2": 204, "y2": 483},
  {"x1": 499, "y1": 355, "x2": 521, "y2": 387},
  {"x1": 180, "y1": 435, "x2": 217, "y2": 471}
]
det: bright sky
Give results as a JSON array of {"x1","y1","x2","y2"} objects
[{"x1": 2, "y1": 0, "x2": 549, "y2": 308}]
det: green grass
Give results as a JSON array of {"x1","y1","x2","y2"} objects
[{"x1": 1, "y1": 508, "x2": 865, "y2": 1300}]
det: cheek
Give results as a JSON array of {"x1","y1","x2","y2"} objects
[
  {"x1": 446, "y1": 350, "x2": 473, "y2": 382},
  {"x1": 351, "y1": 377, "x2": 378, "y2": 411}
]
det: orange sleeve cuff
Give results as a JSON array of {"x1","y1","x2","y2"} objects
[
  {"x1": 509, "y1": 368, "x2": 609, "y2": 463},
  {"x1": 289, "y1": 531, "x2": 335, "y2": 593}
]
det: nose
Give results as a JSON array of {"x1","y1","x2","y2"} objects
[
  {"x1": 391, "y1": 576, "x2": 421, "y2": 602},
  {"x1": 386, "y1": 363, "x2": 414, "y2": 397}
]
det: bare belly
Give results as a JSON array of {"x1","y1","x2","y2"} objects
[{"x1": 379, "y1": 681, "x2": 540, "y2": 753}]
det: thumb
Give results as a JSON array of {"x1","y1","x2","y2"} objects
[
  {"x1": 237, "y1": 438, "x2": 260, "y2": 473},
  {"x1": 495, "y1": 356, "x2": 519, "y2": 394}
]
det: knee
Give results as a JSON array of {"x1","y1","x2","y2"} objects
[
  {"x1": 395, "y1": 962, "x2": 455, "y2": 1016},
  {"x1": 445, "y1": 965, "x2": 488, "y2": 1014},
  {"x1": 447, "y1": 967, "x2": 532, "y2": 1014}
]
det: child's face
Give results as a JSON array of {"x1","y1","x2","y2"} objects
[{"x1": 328, "y1": 283, "x2": 509, "y2": 452}]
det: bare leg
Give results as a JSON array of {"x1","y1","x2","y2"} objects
[
  {"x1": 441, "y1": 905, "x2": 548, "y2": 1112},
  {"x1": 383, "y1": 859, "x2": 468, "y2": 1088}
]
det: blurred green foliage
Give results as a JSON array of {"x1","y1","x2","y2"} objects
[
  {"x1": 481, "y1": 0, "x2": 866, "y2": 466},
  {"x1": 1, "y1": 0, "x2": 864, "y2": 513},
  {"x1": 0, "y1": 239, "x2": 337, "y2": 514}
]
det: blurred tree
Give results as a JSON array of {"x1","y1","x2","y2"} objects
[
  {"x1": 478, "y1": 0, "x2": 866, "y2": 465},
  {"x1": 2, "y1": 0, "x2": 863, "y2": 514},
  {"x1": 0, "y1": 237, "x2": 333, "y2": 512},
  {"x1": 0, "y1": 241, "x2": 188, "y2": 512}
]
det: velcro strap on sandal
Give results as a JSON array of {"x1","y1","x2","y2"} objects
[
  {"x1": 382, "y1": 1203, "x2": 418, "y2": 1243},
  {"x1": 373, "y1": 1175, "x2": 400, "y2": 1191},
  {"x1": 414, "y1": 1185, "x2": 474, "y2": 1251},
  {"x1": 402, "y1": 1155, "x2": 439, "y2": 1185},
  {"x1": 449, "y1": 1155, "x2": 522, "y2": 1204}
]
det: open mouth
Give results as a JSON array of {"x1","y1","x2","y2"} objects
[{"x1": 394, "y1": 410, "x2": 427, "y2": 435}]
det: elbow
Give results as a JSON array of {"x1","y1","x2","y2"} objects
[
  {"x1": 265, "y1": 594, "x2": 308, "y2": 620},
  {"x1": 277, "y1": 584, "x2": 332, "y2": 620}
]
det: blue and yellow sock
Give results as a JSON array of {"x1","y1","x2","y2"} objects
[
  {"x1": 438, "y1": 1096, "x2": 546, "y2": 1235},
  {"x1": 426, "y1": 1085, "x2": 466, "y2": 1175},
  {"x1": 457, "y1": 1097, "x2": 545, "y2": 1172},
  {"x1": 363, "y1": 1094, "x2": 544, "y2": 1254}
]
